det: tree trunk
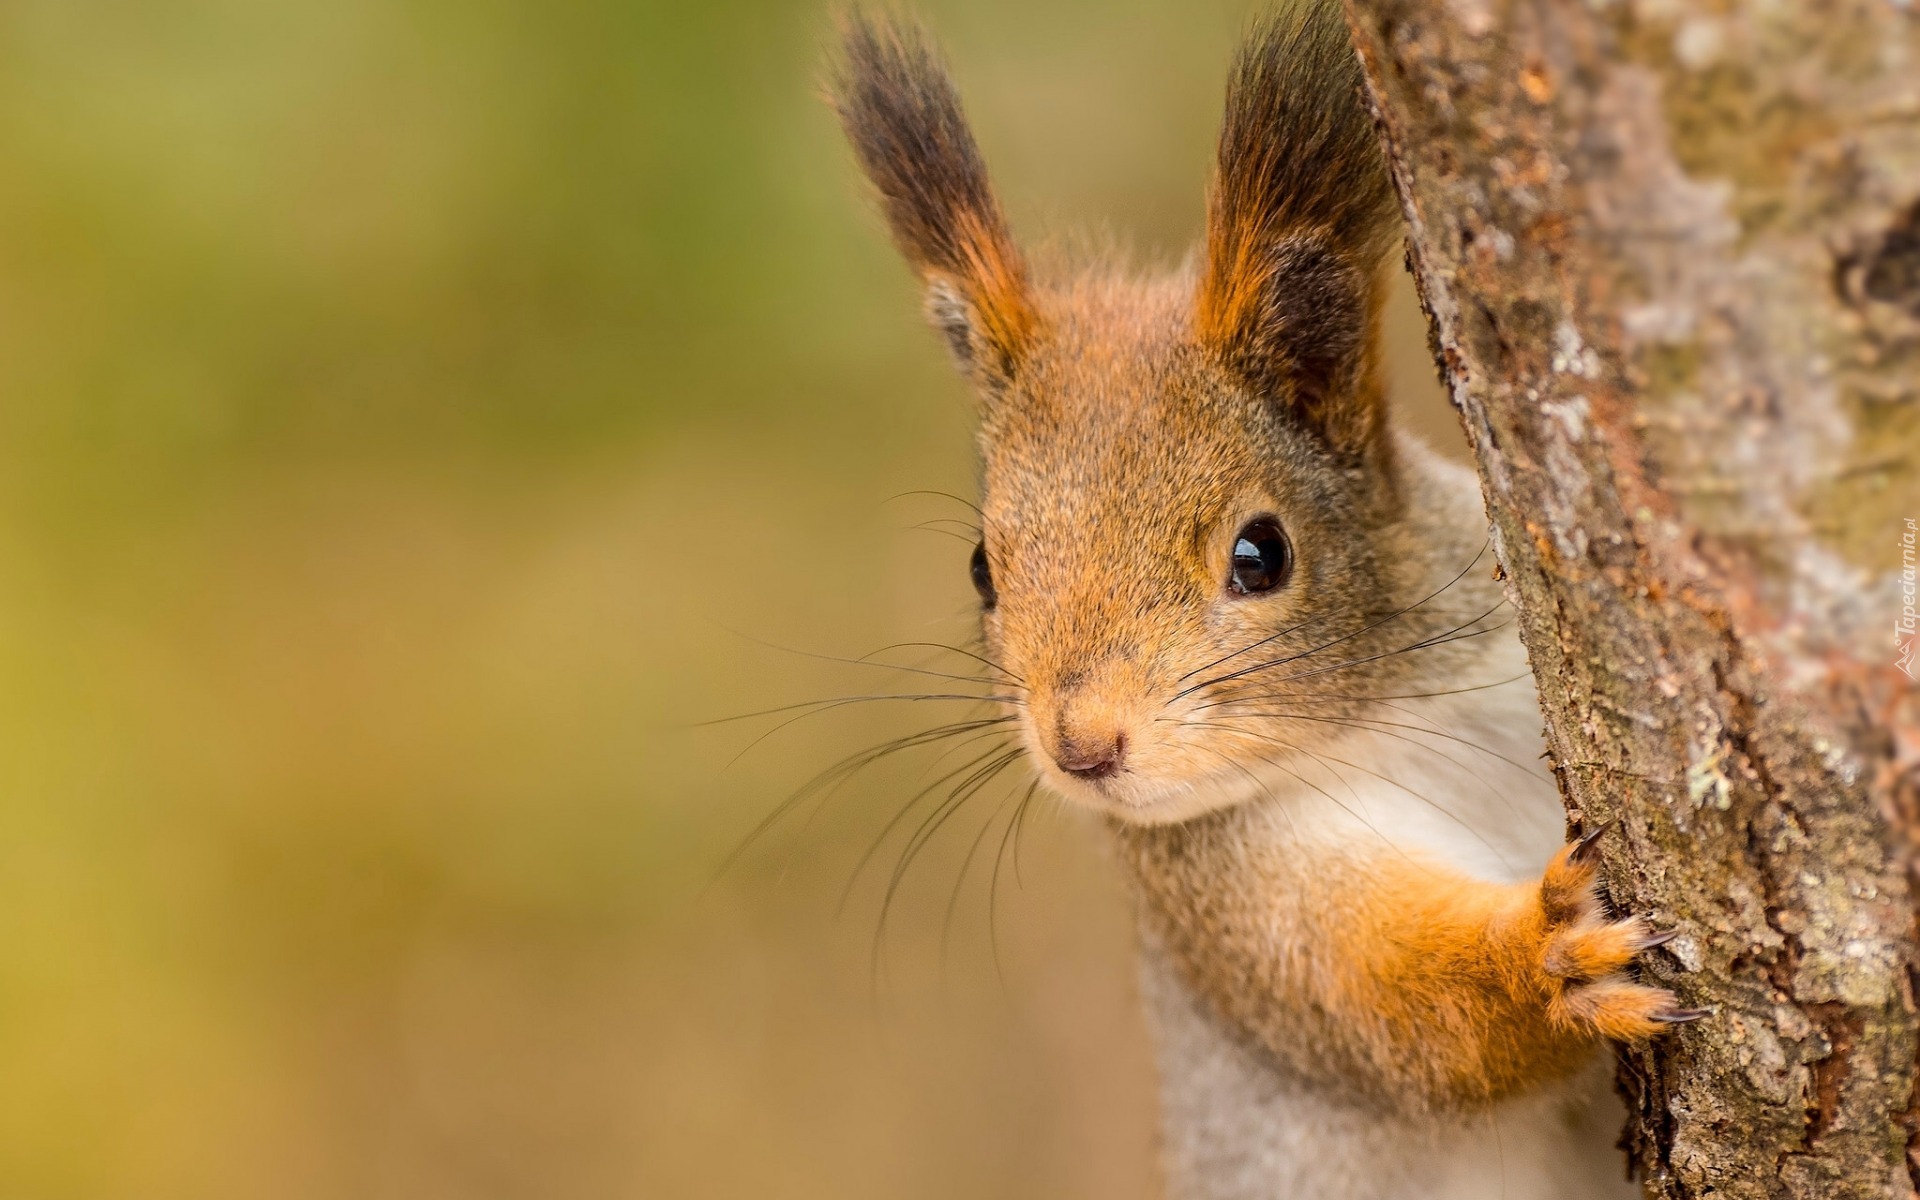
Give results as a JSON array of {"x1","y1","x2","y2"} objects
[{"x1": 1340, "y1": 2, "x2": 1920, "y2": 1196}]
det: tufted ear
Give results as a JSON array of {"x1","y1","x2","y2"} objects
[
  {"x1": 830, "y1": 12, "x2": 1036, "y2": 383},
  {"x1": 1194, "y1": 4, "x2": 1399, "y2": 458}
]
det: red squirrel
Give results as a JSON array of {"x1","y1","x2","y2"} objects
[{"x1": 829, "y1": 4, "x2": 1693, "y2": 1196}]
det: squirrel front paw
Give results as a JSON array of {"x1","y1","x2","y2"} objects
[{"x1": 1534, "y1": 824, "x2": 1703, "y2": 1041}]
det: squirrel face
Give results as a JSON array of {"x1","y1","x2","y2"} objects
[
  {"x1": 972, "y1": 279, "x2": 1399, "y2": 823},
  {"x1": 833, "y1": 13, "x2": 1457, "y2": 824}
]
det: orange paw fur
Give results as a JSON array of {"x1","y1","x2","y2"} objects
[{"x1": 1534, "y1": 826, "x2": 1700, "y2": 1041}]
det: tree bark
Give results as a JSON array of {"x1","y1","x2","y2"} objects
[{"x1": 1342, "y1": 2, "x2": 1920, "y2": 1196}]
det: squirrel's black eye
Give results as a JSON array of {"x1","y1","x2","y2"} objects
[
  {"x1": 1227, "y1": 517, "x2": 1292, "y2": 596},
  {"x1": 970, "y1": 540, "x2": 997, "y2": 609}
]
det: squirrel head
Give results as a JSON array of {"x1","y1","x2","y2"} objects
[{"x1": 833, "y1": 8, "x2": 1478, "y2": 825}]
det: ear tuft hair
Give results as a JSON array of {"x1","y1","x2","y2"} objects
[
  {"x1": 830, "y1": 11, "x2": 1036, "y2": 377},
  {"x1": 1196, "y1": 2, "x2": 1399, "y2": 454}
]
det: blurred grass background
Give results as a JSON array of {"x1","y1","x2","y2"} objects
[{"x1": 0, "y1": 1, "x2": 1454, "y2": 1196}]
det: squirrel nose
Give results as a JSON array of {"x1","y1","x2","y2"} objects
[{"x1": 1055, "y1": 732, "x2": 1126, "y2": 780}]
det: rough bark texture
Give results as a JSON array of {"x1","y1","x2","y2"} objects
[{"x1": 1342, "y1": 1, "x2": 1920, "y2": 1196}]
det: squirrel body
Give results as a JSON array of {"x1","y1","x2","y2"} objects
[
  {"x1": 1143, "y1": 943, "x2": 1630, "y2": 1200},
  {"x1": 830, "y1": 5, "x2": 1687, "y2": 1195},
  {"x1": 1123, "y1": 437, "x2": 1635, "y2": 1199}
]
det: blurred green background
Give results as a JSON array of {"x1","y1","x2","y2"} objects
[{"x1": 0, "y1": 1, "x2": 1454, "y2": 1196}]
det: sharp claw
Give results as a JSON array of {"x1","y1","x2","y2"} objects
[
  {"x1": 1637, "y1": 927, "x2": 1681, "y2": 951},
  {"x1": 1569, "y1": 819, "x2": 1617, "y2": 865},
  {"x1": 1654, "y1": 1007, "x2": 1710, "y2": 1024}
]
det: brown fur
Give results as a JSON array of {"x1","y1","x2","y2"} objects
[
  {"x1": 830, "y1": 0, "x2": 1680, "y2": 1127},
  {"x1": 1116, "y1": 820, "x2": 1674, "y2": 1113}
]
